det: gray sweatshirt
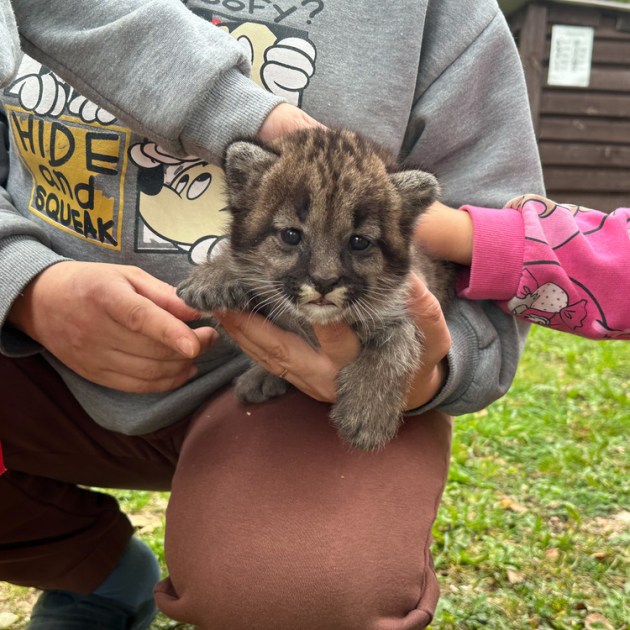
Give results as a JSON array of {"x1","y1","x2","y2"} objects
[
  {"x1": 0, "y1": 0, "x2": 21, "y2": 87},
  {"x1": 1, "y1": 0, "x2": 544, "y2": 434}
]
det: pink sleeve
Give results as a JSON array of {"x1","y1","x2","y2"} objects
[{"x1": 458, "y1": 201, "x2": 630, "y2": 340}]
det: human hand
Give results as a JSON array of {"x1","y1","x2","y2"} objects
[
  {"x1": 403, "y1": 274, "x2": 451, "y2": 410},
  {"x1": 506, "y1": 193, "x2": 586, "y2": 218},
  {"x1": 415, "y1": 201, "x2": 474, "y2": 265},
  {"x1": 215, "y1": 309, "x2": 358, "y2": 403},
  {"x1": 8, "y1": 262, "x2": 216, "y2": 393},
  {"x1": 257, "y1": 102, "x2": 323, "y2": 143},
  {"x1": 214, "y1": 274, "x2": 450, "y2": 409}
]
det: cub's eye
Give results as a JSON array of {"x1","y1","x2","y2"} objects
[
  {"x1": 348, "y1": 235, "x2": 372, "y2": 252},
  {"x1": 280, "y1": 228, "x2": 302, "y2": 246}
]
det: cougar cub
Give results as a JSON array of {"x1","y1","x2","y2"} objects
[{"x1": 178, "y1": 128, "x2": 454, "y2": 450}]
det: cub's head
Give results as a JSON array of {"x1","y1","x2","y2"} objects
[{"x1": 223, "y1": 127, "x2": 438, "y2": 325}]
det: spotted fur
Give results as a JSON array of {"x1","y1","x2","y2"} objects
[{"x1": 178, "y1": 128, "x2": 455, "y2": 450}]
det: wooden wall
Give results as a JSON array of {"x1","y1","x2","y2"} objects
[{"x1": 510, "y1": 2, "x2": 630, "y2": 212}]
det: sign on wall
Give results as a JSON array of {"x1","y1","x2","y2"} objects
[{"x1": 547, "y1": 25, "x2": 594, "y2": 88}]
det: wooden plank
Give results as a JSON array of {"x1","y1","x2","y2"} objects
[
  {"x1": 587, "y1": 68, "x2": 630, "y2": 92},
  {"x1": 592, "y1": 39, "x2": 630, "y2": 64},
  {"x1": 543, "y1": 166, "x2": 630, "y2": 191},
  {"x1": 519, "y1": 4, "x2": 548, "y2": 134},
  {"x1": 540, "y1": 91, "x2": 630, "y2": 117},
  {"x1": 539, "y1": 141, "x2": 630, "y2": 167},
  {"x1": 539, "y1": 116, "x2": 630, "y2": 143},
  {"x1": 548, "y1": 5, "x2": 601, "y2": 27},
  {"x1": 594, "y1": 23, "x2": 630, "y2": 39}
]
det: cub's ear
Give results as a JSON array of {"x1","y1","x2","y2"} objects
[
  {"x1": 389, "y1": 170, "x2": 440, "y2": 227},
  {"x1": 223, "y1": 140, "x2": 279, "y2": 200}
]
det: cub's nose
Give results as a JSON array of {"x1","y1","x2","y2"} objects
[{"x1": 310, "y1": 275, "x2": 341, "y2": 295}]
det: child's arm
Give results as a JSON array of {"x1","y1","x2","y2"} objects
[
  {"x1": 416, "y1": 202, "x2": 474, "y2": 265},
  {"x1": 418, "y1": 196, "x2": 630, "y2": 339}
]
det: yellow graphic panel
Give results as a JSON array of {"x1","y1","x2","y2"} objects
[{"x1": 7, "y1": 106, "x2": 130, "y2": 250}]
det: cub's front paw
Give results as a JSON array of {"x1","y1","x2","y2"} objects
[
  {"x1": 234, "y1": 364, "x2": 288, "y2": 404},
  {"x1": 177, "y1": 277, "x2": 218, "y2": 312},
  {"x1": 177, "y1": 276, "x2": 248, "y2": 313},
  {"x1": 331, "y1": 397, "x2": 402, "y2": 451}
]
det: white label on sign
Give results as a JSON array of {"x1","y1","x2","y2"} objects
[{"x1": 548, "y1": 25, "x2": 594, "y2": 88}]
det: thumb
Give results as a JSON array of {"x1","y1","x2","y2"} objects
[
  {"x1": 257, "y1": 103, "x2": 324, "y2": 142},
  {"x1": 115, "y1": 268, "x2": 206, "y2": 358},
  {"x1": 407, "y1": 274, "x2": 451, "y2": 352},
  {"x1": 126, "y1": 267, "x2": 203, "y2": 323},
  {"x1": 311, "y1": 321, "x2": 359, "y2": 368}
]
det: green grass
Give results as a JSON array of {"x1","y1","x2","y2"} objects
[
  {"x1": 1, "y1": 327, "x2": 627, "y2": 629},
  {"x1": 430, "y1": 326, "x2": 629, "y2": 629}
]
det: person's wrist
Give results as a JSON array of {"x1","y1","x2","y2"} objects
[
  {"x1": 7, "y1": 281, "x2": 37, "y2": 337},
  {"x1": 417, "y1": 202, "x2": 473, "y2": 265},
  {"x1": 7, "y1": 263, "x2": 64, "y2": 338},
  {"x1": 257, "y1": 103, "x2": 323, "y2": 143}
]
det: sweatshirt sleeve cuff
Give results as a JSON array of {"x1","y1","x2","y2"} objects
[
  {"x1": 0, "y1": 236, "x2": 68, "y2": 356},
  {"x1": 457, "y1": 205, "x2": 525, "y2": 301},
  {"x1": 181, "y1": 68, "x2": 285, "y2": 162},
  {"x1": 405, "y1": 304, "x2": 478, "y2": 416}
]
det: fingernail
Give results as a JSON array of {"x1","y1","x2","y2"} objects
[
  {"x1": 177, "y1": 337, "x2": 195, "y2": 357},
  {"x1": 411, "y1": 274, "x2": 428, "y2": 297}
]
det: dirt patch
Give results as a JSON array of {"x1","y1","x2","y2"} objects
[{"x1": 0, "y1": 584, "x2": 38, "y2": 629}]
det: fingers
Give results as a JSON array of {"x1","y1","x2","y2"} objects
[
  {"x1": 506, "y1": 193, "x2": 548, "y2": 209},
  {"x1": 128, "y1": 267, "x2": 202, "y2": 322},
  {"x1": 15, "y1": 261, "x2": 218, "y2": 393},
  {"x1": 96, "y1": 323, "x2": 217, "y2": 364},
  {"x1": 79, "y1": 323, "x2": 217, "y2": 393},
  {"x1": 191, "y1": 326, "x2": 217, "y2": 354},
  {"x1": 216, "y1": 310, "x2": 341, "y2": 402},
  {"x1": 215, "y1": 278, "x2": 450, "y2": 409},
  {"x1": 105, "y1": 271, "x2": 211, "y2": 359},
  {"x1": 107, "y1": 294, "x2": 202, "y2": 358},
  {"x1": 311, "y1": 321, "x2": 359, "y2": 367},
  {"x1": 408, "y1": 273, "x2": 451, "y2": 338},
  {"x1": 216, "y1": 310, "x2": 311, "y2": 373},
  {"x1": 407, "y1": 274, "x2": 451, "y2": 356},
  {"x1": 403, "y1": 275, "x2": 452, "y2": 410},
  {"x1": 97, "y1": 359, "x2": 198, "y2": 393},
  {"x1": 257, "y1": 103, "x2": 324, "y2": 143}
]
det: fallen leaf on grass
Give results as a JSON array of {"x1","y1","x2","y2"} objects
[
  {"x1": 590, "y1": 551, "x2": 609, "y2": 560},
  {"x1": 544, "y1": 548, "x2": 559, "y2": 561},
  {"x1": 499, "y1": 496, "x2": 528, "y2": 513},
  {"x1": 507, "y1": 569, "x2": 525, "y2": 584}
]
